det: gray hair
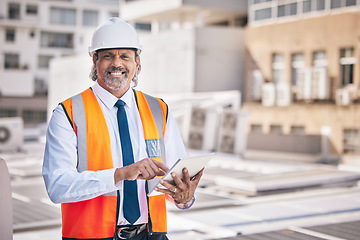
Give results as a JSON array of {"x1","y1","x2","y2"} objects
[{"x1": 89, "y1": 50, "x2": 141, "y2": 87}]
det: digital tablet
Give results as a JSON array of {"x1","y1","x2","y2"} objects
[{"x1": 147, "y1": 153, "x2": 215, "y2": 196}]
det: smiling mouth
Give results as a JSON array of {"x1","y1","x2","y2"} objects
[{"x1": 109, "y1": 71, "x2": 126, "y2": 76}]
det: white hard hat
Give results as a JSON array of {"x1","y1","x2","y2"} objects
[{"x1": 88, "y1": 17, "x2": 142, "y2": 57}]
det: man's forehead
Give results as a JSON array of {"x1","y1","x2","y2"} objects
[{"x1": 97, "y1": 48, "x2": 136, "y2": 54}]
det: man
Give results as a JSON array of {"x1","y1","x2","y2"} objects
[{"x1": 42, "y1": 17, "x2": 203, "y2": 240}]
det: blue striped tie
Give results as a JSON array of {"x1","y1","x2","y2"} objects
[{"x1": 115, "y1": 100, "x2": 140, "y2": 225}]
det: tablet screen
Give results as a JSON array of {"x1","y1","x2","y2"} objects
[{"x1": 147, "y1": 153, "x2": 215, "y2": 196}]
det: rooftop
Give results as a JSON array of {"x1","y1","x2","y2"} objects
[{"x1": 4, "y1": 135, "x2": 360, "y2": 240}]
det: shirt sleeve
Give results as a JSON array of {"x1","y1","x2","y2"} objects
[
  {"x1": 174, "y1": 196, "x2": 196, "y2": 210},
  {"x1": 42, "y1": 105, "x2": 119, "y2": 204},
  {"x1": 163, "y1": 110, "x2": 187, "y2": 166},
  {"x1": 164, "y1": 110, "x2": 197, "y2": 210}
]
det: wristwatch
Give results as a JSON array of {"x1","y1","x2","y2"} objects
[{"x1": 175, "y1": 196, "x2": 195, "y2": 210}]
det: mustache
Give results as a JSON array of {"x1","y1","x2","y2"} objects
[{"x1": 105, "y1": 66, "x2": 129, "y2": 75}]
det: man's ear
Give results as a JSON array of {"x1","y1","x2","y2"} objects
[
  {"x1": 92, "y1": 54, "x2": 97, "y2": 67},
  {"x1": 136, "y1": 56, "x2": 140, "y2": 71}
]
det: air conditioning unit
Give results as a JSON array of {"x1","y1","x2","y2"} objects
[
  {"x1": 217, "y1": 110, "x2": 248, "y2": 155},
  {"x1": 250, "y1": 70, "x2": 263, "y2": 101},
  {"x1": 296, "y1": 68, "x2": 312, "y2": 101},
  {"x1": 187, "y1": 107, "x2": 219, "y2": 151},
  {"x1": 276, "y1": 82, "x2": 291, "y2": 107},
  {"x1": 0, "y1": 117, "x2": 23, "y2": 152},
  {"x1": 336, "y1": 89, "x2": 351, "y2": 106},
  {"x1": 345, "y1": 84, "x2": 358, "y2": 101},
  {"x1": 311, "y1": 67, "x2": 329, "y2": 100},
  {"x1": 262, "y1": 82, "x2": 275, "y2": 106}
]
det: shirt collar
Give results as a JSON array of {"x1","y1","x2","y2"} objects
[{"x1": 93, "y1": 81, "x2": 135, "y2": 110}]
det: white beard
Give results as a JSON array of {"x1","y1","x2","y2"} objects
[{"x1": 104, "y1": 67, "x2": 129, "y2": 90}]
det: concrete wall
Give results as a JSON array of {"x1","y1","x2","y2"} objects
[
  {"x1": 247, "y1": 133, "x2": 322, "y2": 154},
  {"x1": 242, "y1": 102, "x2": 360, "y2": 155},
  {"x1": 195, "y1": 26, "x2": 245, "y2": 93},
  {"x1": 47, "y1": 54, "x2": 93, "y2": 118},
  {"x1": 137, "y1": 29, "x2": 196, "y2": 94},
  {"x1": 121, "y1": 0, "x2": 247, "y2": 24},
  {"x1": 184, "y1": 0, "x2": 247, "y2": 12},
  {"x1": 138, "y1": 26, "x2": 246, "y2": 95},
  {"x1": 0, "y1": 71, "x2": 34, "y2": 96}
]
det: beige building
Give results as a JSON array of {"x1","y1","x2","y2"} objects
[{"x1": 244, "y1": 0, "x2": 360, "y2": 162}]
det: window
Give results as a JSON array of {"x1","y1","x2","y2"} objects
[
  {"x1": 4, "y1": 53, "x2": 19, "y2": 69},
  {"x1": 83, "y1": 10, "x2": 98, "y2": 26},
  {"x1": 313, "y1": 51, "x2": 327, "y2": 67},
  {"x1": 109, "y1": 12, "x2": 118, "y2": 18},
  {"x1": 278, "y1": 5, "x2": 286, "y2": 17},
  {"x1": 35, "y1": 78, "x2": 48, "y2": 96},
  {"x1": 254, "y1": 8, "x2": 272, "y2": 21},
  {"x1": 340, "y1": 48, "x2": 355, "y2": 86},
  {"x1": 346, "y1": 0, "x2": 357, "y2": 6},
  {"x1": 312, "y1": 51, "x2": 328, "y2": 99},
  {"x1": 251, "y1": 124, "x2": 262, "y2": 133},
  {"x1": 290, "y1": 3, "x2": 297, "y2": 15},
  {"x1": 8, "y1": 3, "x2": 20, "y2": 19},
  {"x1": 278, "y1": 3, "x2": 297, "y2": 18},
  {"x1": 50, "y1": 7, "x2": 76, "y2": 25},
  {"x1": 343, "y1": 128, "x2": 359, "y2": 154},
  {"x1": 316, "y1": 0, "x2": 326, "y2": 10},
  {"x1": 0, "y1": 109, "x2": 17, "y2": 118},
  {"x1": 291, "y1": 53, "x2": 305, "y2": 86},
  {"x1": 331, "y1": 0, "x2": 357, "y2": 8},
  {"x1": 40, "y1": 32, "x2": 74, "y2": 48},
  {"x1": 135, "y1": 22, "x2": 151, "y2": 32},
  {"x1": 331, "y1": 0, "x2": 342, "y2": 8},
  {"x1": 291, "y1": 126, "x2": 305, "y2": 135},
  {"x1": 303, "y1": 0, "x2": 312, "y2": 13},
  {"x1": 26, "y1": 4, "x2": 38, "y2": 15},
  {"x1": 272, "y1": 53, "x2": 284, "y2": 83},
  {"x1": 253, "y1": 0, "x2": 273, "y2": 4},
  {"x1": 22, "y1": 110, "x2": 47, "y2": 123},
  {"x1": 5, "y1": 28, "x2": 15, "y2": 42},
  {"x1": 38, "y1": 55, "x2": 53, "y2": 68}
]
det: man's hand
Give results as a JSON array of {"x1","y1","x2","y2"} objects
[
  {"x1": 155, "y1": 167, "x2": 204, "y2": 204},
  {"x1": 114, "y1": 158, "x2": 169, "y2": 184}
]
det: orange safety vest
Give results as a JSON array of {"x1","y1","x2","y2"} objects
[{"x1": 60, "y1": 88, "x2": 168, "y2": 239}]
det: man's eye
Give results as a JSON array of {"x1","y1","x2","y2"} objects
[{"x1": 103, "y1": 55, "x2": 112, "y2": 59}]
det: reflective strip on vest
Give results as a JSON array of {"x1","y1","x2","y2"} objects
[
  {"x1": 134, "y1": 90, "x2": 168, "y2": 233},
  {"x1": 61, "y1": 88, "x2": 117, "y2": 239},
  {"x1": 71, "y1": 92, "x2": 87, "y2": 172},
  {"x1": 60, "y1": 88, "x2": 168, "y2": 239},
  {"x1": 141, "y1": 91, "x2": 167, "y2": 166}
]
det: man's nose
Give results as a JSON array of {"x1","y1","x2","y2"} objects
[{"x1": 111, "y1": 55, "x2": 123, "y2": 67}]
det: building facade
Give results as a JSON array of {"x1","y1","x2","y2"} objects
[
  {"x1": 0, "y1": 0, "x2": 119, "y2": 125},
  {"x1": 244, "y1": 0, "x2": 360, "y2": 162},
  {"x1": 119, "y1": 0, "x2": 248, "y2": 95}
]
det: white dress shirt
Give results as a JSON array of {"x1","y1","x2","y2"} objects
[{"x1": 43, "y1": 82, "x2": 189, "y2": 226}]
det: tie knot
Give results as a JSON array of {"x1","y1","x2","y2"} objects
[{"x1": 115, "y1": 99, "x2": 125, "y2": 108}]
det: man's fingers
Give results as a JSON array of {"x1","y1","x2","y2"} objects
[
  {"x1": 155, "y1": 186, "x2": 176, "y2": 196},
  {"x1": 182, "y1": 168, "x2": 191, "y2": 185},
  {"x1": 193, "y1": 168, "x2": 204, "y2": 181},
  {"x1": 171, "y1": 171, "x2": 187, "y2": 190},
  {"x1": 159, "y1": 179, "x2": 175, "y2": 190},
  {"x1": 152, "y1": 159, "x2": 169, "y2": 172}
]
